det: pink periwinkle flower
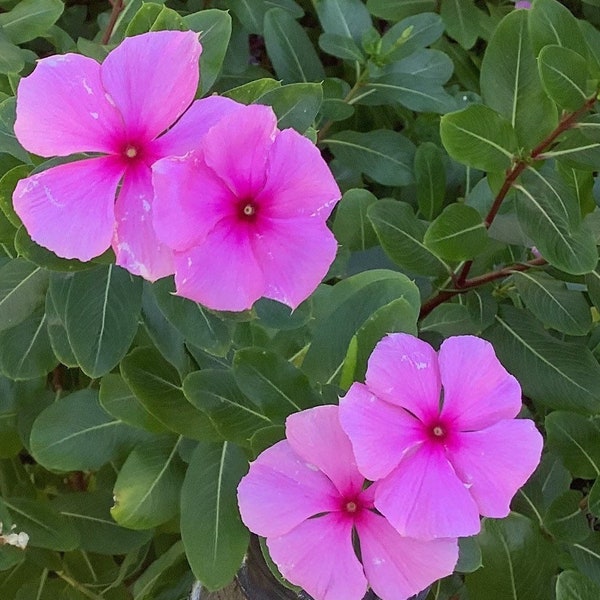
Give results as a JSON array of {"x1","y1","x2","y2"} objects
[
  {"x1": 151, "y1": 103, "x2": 341, "y2": 312},
  {"x1": 339, "y1": 334, "x2": 543, "y2": 541},
  {"x1": 237, "y1": 405, "x2": 458, "y2": 600},
  {"x1": 13, "y1": 31, "x2": 240, "y2": 280},
  {"x1": 515, "y1": 1, "x2": 532, "y2": 8}
]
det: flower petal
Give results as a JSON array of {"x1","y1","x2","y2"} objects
[
  {"x1": 286, "y1": 406, "x2": 364, "y2": 498},
  {"x1": 237, "y1": 440, "x2": 340, "y2": 538},
  {"x1": 374, "y1": 443, "x2": 481, "y2": 540},
  {"x1": 101, "y1": 31, "x2": 201, "y2": 141},
  {"x1": 268, "y1": 513, "x2": 367, "y2": 600},
  {"x1": 150, "y1": 96, "x2": 244, "y2": 158},
  {"x1": 152, "y1": 153, "x2": 236, "y2": 252},
  {"x1": 251, "y1": 217, "x2": 338, "y2": 309},
  {"x1": 438, "y1": 335, "x2": 522, "y2": 430},
  {"x1": 356, "y1": 510, "x2": 458, "y2": 600},
  {"x1": 339, "y1": 382, "x2": 426, "y2": 481},
  {"x1": 13, "y1": 157, "x2": 124, "y2": 261},
  {"x1": 447, "y1": 419, "x2": 543, "y2": 517},
  {"x1": 113, "y1": 163, "x2": 173, "y2": 281},
  {"x1": 256, "y1": 128, "x2": 341, "y2": 219},
  {"x1": 15, "y1": 53, "x2": 123, "y2": 156},
  {"x1": 203, "y1": 104, "x2": 276, "y2": 198},
  {"x1": 172, "y1": 221, "x2": 264, "y2": 311},
  {"x1": 365, "y1": 333, "x2": 441, "y2": 422}
]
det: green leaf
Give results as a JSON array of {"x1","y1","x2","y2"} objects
[
  {"x1": 30, "y1": 389, "x2": 145, "y2": 471},
  {"x1": 456, "y1": 536, "x2": 483, "y2": 573},
  {"x1": 544, "y1": 490, "x2": 590, "y2": 543},
  {"x1": 545, "y1": 411, "x2": 600, "y2": 478},
  {"x1": 125, "y1": 3, "x2": 185, "y2": 36},
  {"x1": 0, "y1": 164, "x2": 29, "y2": 227},
  {"x1": 112, "y1": 435, "x2": 185, "y2": 530},
  {"x1": 556, "y1": 571, "x2": 600, "y2": 600},
  {"x1": 52, "y1": 492, "x2": 152, "y2": 555},
  {"x1": 480, "y1": 10, "x2": 557, "y2": 149},
  {"x1": 414, "y1": 142, "x2": 446, "y2": 220},
  {"x1": 378, "y1": 13, "x2": 445, "y2": 62},
  {"x1": 302, "y1": 270, "x2": 420, "y2": 384},
  {"x1": 0, "y1": 497, "x2": 78, "y2": 551},
  {"x1": 569, "y1": 535, "x2": 600, "y2": 589},
  {"x1": 151, "y1": 278, "x2": 231, "y2": 357},
  {"x1": 538, "y1": 45, "x2": 591, "y2": 111},
  {"x1": 0, "y1": 376, "x2": 21, "y2": 458},
  {"x1": 420, "y1": 303, "x2": 481, "y2": 336},
  {"x1": 233, "y1": 347, "x2": 321, "y2": 418},
  {"x1": 0, "y1": 0, "x2": 63, "y2": 44},
  {"x1": 368, "y1": 199, "x2": 450, "y2": 276},
  {"x1": 0, "y1": 31, "x2": 24, "y2": 74},
  {"x1": 424, "y1": 203, "x2": 488, "y2": 261},
  {"x1": 484, "y1": 306, "x2": 600, "y2": 413},
  {"x1": 366, "y1": 0, "x2": 435, "y2": 21},
  {"x1": 0, "y1": 99, "x2": 31, "y2": 163},
  {"x1": 515, "y1": 169, "x2": 598, "y2": 274},
  {"x1": 223, "y1": 0, "x2": 303, "y2": 34},
  {"x1": 440, "y1": 104, "x2": 519, "y2": 172},
  {"x1": 183, "y1": 369, "x2": 271, "y2": 446},
  {"x1": 121, "y1": 346, "x2": 218, "y2": 441},
  {"x1": 257, "y1": 83, "x2": 322, "y2": 132},
  {"x1": 185, "y1": 9, "x2": 232, "y2": 95},
  {"x1": 223, "y1": 78, "x2": 281, "y2": 104},
  {"x1": 0, "y1": 259, "x2": 48, "y2": 332},
  {"x1": 313, "y1": 0, "x2": 371, "y2": 42},
  {"x1": 180, "y1": 441, "x2": 249, "y2": 591},
  {"x1": 512, "y1": 271, "x2": 592, "y2": 335},
  {"x1": 133, "y1": 541, "x2": 186, "y2": 600},
  {"x1": 57, "y1": 265, "x2": 142, "y2": 378},
  {"x1": 333, "y1": 189, "x2": 378, "y2": 251},
  {"x1": 319, "y1": 33, "x2": 364, "y2": 62},
  {"x1": 263, "y1": 8, "x2": 325, "y2": 83},
  {"x1": 326, "y1": 130, "x2": 415, "y2": 186},
  {"x1": 529, "y1": 0, "x2": 587, "y2": 57},
  {"x1": 440, "y1": 0, "x2": 482, "y2": 49}
]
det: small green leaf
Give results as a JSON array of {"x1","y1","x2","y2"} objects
[
  {"x1": 333, "y1": 189, "x2": 378, "y2": 251},
  {"x1": 424, "y1": 203, "x2": 488, "y2": 261},
  {"x1": 529, "y1": 0, "x2": 587, "y2": 57},
  {"x1": 257, "y1": 83, "x2": 322, "y2": 132},
  {"x1": 0, "y1": 0, "x2": 64, "y2": 44},
  {"x1": 180, "y1": 441, "x2": 249, "y2": 591},
  {"x1": 125, "y1": 3, "x2": 185, "y2": 36},
  {"x1": 440, "y1": 104, "x2": 519, "y2": 172},
  {"x1": 313, "y1": 0, "x2": 372, "y2": 42},
  {"x1": 319, "y1": 33, "x2": 364, "y2": 61},
  {"x1": 223, "y1": 79, "x2": 281, "y2": 104},
  {"x1": 440, "y1": 0, "x2": 482, "y2": 49}
]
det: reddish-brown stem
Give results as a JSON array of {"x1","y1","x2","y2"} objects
[
  {"x1": 101, "y1": 0, "x2": 124, "y2": 45},
  {"x1": 421, "y1": 95, "x2": 597, "y2": 318}
]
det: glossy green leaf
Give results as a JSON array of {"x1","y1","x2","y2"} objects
[
  {"x1": 440, "y1": 0, "x2": 482, "y2": 49},
  {"x1": 180, "y1": 441, "x2": 249, "y2": 590},
  {"x1": 512, "y1": 271, "x2": 592, "y2": 335},
  {"x1": 333, "y1": 189, "x2": 378, "y2": 251},
  {"x1": 529, "y1": 0, "x2": 587, "y2": 57},
  {"x1": 484, "y1": 306, "x2": 600, "y2": 413},
  {"x1": 0, "y1": 259, "x2": 48, "y2": 332},
  {"x1": 52, "y1": 492, "x2": 152, "y2": 555},
  {"x1": 440, "y1": 104, "x2": 519, "y2": 172},
  {"x1": 121, "y1": 346, "x2": 218, "y2": 441},
  {"x1": 414, "y1": 142, "x2": 446, "y2": 220},
  {"x1": 538, "y1": 45, "x2": 590, "y2": 111},
  {"x1": 379, "y1": 13, "x2": 444, "y2": 62},
  {"x1": 263, "y1": 8, "x2": 325, "y2": 83},
  {"x1": 480, "y1": 10, "x2": 557, "y2": 148},
  {"x1": 368, "y1": 199, "x2": 450, "y2": 276},
  {"x1": 257, "y1": 83, "x2": 322, "y2": 132},
  {"x1": 326, "y1": 130, "x2": 415, "y2": 186},
  {"x1": 112, "y1": 435, "x2": 185, "y2": 530},
  {"x1": 30, "y1": 389, "x2": 144, "y2": 471},
  {"x1": 556, "y1": 571, "x2": 600, "y2": 600},
  {"x1": 465, "y1": 513, "x2": 557, "y2": 600},
  {"x1": 125, "y1": 3, "x2": 185, "y2": 36},
  {"x1": 424, "y1": 203, "x2": 488, "y2": 261},
  {"x1": 185, "y1": 9, "x2": 232, "y2": 95},
  {"x1": 223, "y1": 78, "x2": 281, "y2": 104},
  {"x1": 0, "y1": 0, "x2": 63, "y2": 44}
]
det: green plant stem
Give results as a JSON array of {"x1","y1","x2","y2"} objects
[{"x1": 420, "y1": 94, "x2": 597, "y2": 319}]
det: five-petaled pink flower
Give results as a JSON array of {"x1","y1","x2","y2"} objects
[
  {"x1": 151, "y1": 103, "x2": 341, "y2": 312},
  {"x1": 237, "y1": 405, "x2": 458, "y2": 600},
  {"x1": 13, "y1": 31, "x2": 240, "y2": 280},
  {"x1": 339, "y1": 334, "x2": 543, "y2": 541}
]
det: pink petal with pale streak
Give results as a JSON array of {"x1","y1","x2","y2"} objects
[
  {"x1": 251, "y1": 217, "x2": 338, "y2": 309},
  {"x1": 447, "y1": 419, "x2": 543, "y2": 517},
  {"x1": 113, "y1": 163, "x2": 174, "y2": 281},
  {"x1": 365, "y1": 334, "x2": 442, "y2": 423},
  {"x1": 438, "y1": 336, "x2": 522, "y2": 431},
  {"x1": 375, "y1": 443, "x2": 480, "y2": 540},
  {"x1": 13, "y1": 157, "x2": 124, "y2": 261},
  {"x1": 256, "y1": 128, "x2": 341, "y2": 220},
  {"x1": 356, "y1": 510, "x2": 458, "y2": 600},
  {"x1": 203, "y1": 104, "x2": 276, "y2": 198},
  {"x1": 285, "y1": 406, "x2": 363, "y2": 498},
  {"x1": 101, "y1": 31, "x2": 201, "y2": 142},
  {"x1": 15, "y1": 53, "x2": 123, "y2": 157},
  {"x1": 268, "y1": 513, "x2": 367, "y2": 600},
  {"x1": 237, "y1": 441, "x2": 340, "y2": 538},
  {"x1": 172, "y1": 221, "x2": 264, "y2": 311},
  {"x1": 152, "y1": 152, "x2": 236, "y2": 251},
  {"x1": 150, "y1": 96, "x2": 244, "y2": 158},
  {"x1": 339, "y1": 382, "x2": 426, "y2": 481}
]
